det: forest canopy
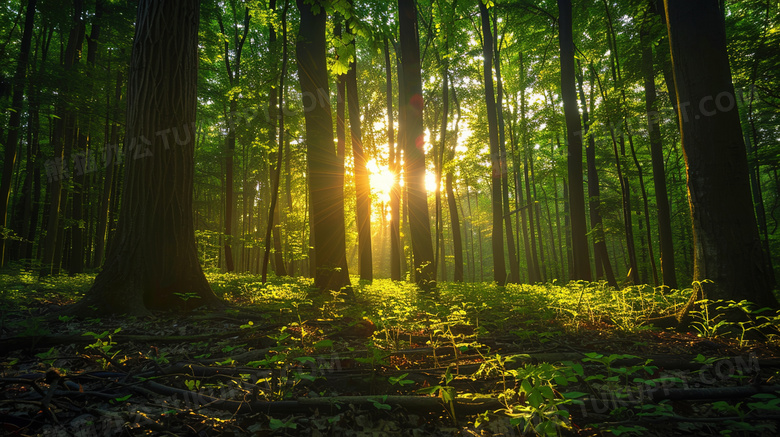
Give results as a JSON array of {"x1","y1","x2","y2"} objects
[{"x1": 0, "y1": 0, "x2": 778, "y2": 312}]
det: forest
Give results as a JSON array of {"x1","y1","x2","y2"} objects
[{"x1": 1, "y1": 0, "x2": 780, "y2": 435}]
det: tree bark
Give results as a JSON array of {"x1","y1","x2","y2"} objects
[
  {"x1": 67, "y1": 0, "x2": 220, "y2": 316},
  {"x1": 40, "y1": 0, "x2": 84, "y2": 277},
  {"x1": 0, "y1": 0, "x2": 37, "y2": 265},
  {"x1": 296, "y1": 0, "x2": 351, "y2": 292},
  {"x1": 263, "y1": 0, "x2": 290, "y2": 282},
  {"x1": 493, "y1": 12, "x2": 519, "y2": 285},
  {"x1": 576, "y1": 63, "x2": 617, "y2": 287},
  {"x1": 217, "y1": 4, "x2": 249, "y2": 273},
  {"x1": 94, "y1": 70, "x2": 123, "y2": 268},
  {"x1": 445, "y1": 73, "x2": 464, "y2": 283},
  {"x1": 664, "y1": 0, "x2": 777, "y2": 311},
  {"x1": 558, "y1": 0, "x2": 591, "y2": 282},
  {"x1": 398, "y1": 0, "x2": 435, "y2": 289},
  {"x1": 478, "y1": 0, "x2": 506, "y2": 286},
  {"x1": 345, "y1": 8, "x2": 373, "y2": 281},
  {"x1": 384, "y1": 37, "x2": 402, "y2": 281}
]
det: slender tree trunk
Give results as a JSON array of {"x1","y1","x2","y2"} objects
[
  {"x1": 558, "y1": 0, "x2": 591, "y2": 282},
  {"x1": 641, "y1": 21, "x2": 678, "y2": 289},
  {"x1": 664, "y1": 0, "x2": 777, "y2": 312},
  {"x1": 530, "y1": 158, "x2": 547, "y2": 281},
  {"x1": 446, "y1": 73, "x2": 464, "y2": 282},
  {"x1": 576, "y1": 63, "x2": 617, "y2": 287},
  {"x1": 493, "y1": 14, "x2": 519, "y2": 284},
  {"x1": 217, "y1": 6, "x2": 249, "y2": 273},
  {"x1": 515, "y1": 76, "x2": 536, "y2": 283},
  {"x1": 69, "y1": 0, "x2": 220, "y2": 316},
  {"x1": 296, "y1": 0, "x2": 351, "y2": 292},
  {"x1": 478, "y1": 0, "x2": 506, "y2": 285},
  {"x1": 69, "y1": 1, "x2": 102, "y2": 274},
  {"x1": 399, "y1": 0, "x2": 435, "y2": 289},
  {"x1": 434, "y1": 62, "x2": 449, "y2": 282},
  {"x1": 263, "y1": 0, "x2": 289, "y2": 282},
  {"x1": 40, "y1": 1, "x2": 84, "y2": 277},
  {"x1": 384, "y1": 37, "x2": 402, "y2": 281},
  {"x1": 1, "y1": 0, "x2": 37, "y2": 265},
  {"x1": 94, "y1": 70, "x2": 123, "y2": 267},
  {"x1": 345, "y1": 8, "x2": 373, "y2": 281}
]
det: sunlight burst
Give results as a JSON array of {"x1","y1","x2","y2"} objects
[{"x1": 367, "y1": 159, "x2": 395, "y2": 204}]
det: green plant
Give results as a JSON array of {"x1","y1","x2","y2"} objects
[
  {"x1": 388, "y1": 373, "x2": 414, "y2": 387},
  {"x1": 173, "y1": 292, "x2": 200, "y2": 302},
  {"x1": 690, "y1": 298, "x2": 730, "y2": 338},
  {"x1": 83, "y1": 327, "x2": 122, "y2": 369},
  {"x1": 369, "y1": 395, "x2": 392, "y2": 410},
  {"x1": 184, "y1": 379, "x2": 201, "y2": 391},
  {"x1": 269, "y1": 417, "x2": 297, "y2": 431},
  {"x1": 417, "y1": 366, "x2": 457, "y2": 423},
  {"x1": 35, "y1": 347, "x2": 57, "y2": 367}
]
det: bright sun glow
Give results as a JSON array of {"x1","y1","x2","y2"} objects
[
  {"x1": 426, "y1": 172, "x2": 439, "y2": 193},
  {"x1": 367, "y1": 159, "x2": 395, "y2": 204}
]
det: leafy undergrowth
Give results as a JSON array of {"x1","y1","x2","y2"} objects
[{"x1": 2, "y1": 270, "x2": 780, "y2": 436}]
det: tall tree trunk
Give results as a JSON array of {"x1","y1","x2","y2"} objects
[
  {"x1": 493, "y1": 13, "x2": 519, "y2": 284},
  {"x1": 576, "y1": 63, "x2": 617, "y2": 287},
  {"x1": 69, "y1": 0, "x2": 220, "y2": 316},
  {"x1": 69, "y1": 0, "x2": 103, "y2": 274},
  {"x1": 218, "y1": 5, "x2": 249, "y2": 273},
  {"x1": 515, "y1": 72, "x2": 537, "y2": 283},
  {"x1": 384, "y1": 37, "x2": 402, "y2": 281},
  {"x1": 590, "y1": 62, "x2": 639, "y2": 284},
  {"x1": 529, "y1": 154, "x2": 547, "y2": 281},
  {"x1": 558, "y1": 0, "x2": 591, "y2": 282},
  {"x1": 263, "y1": 0, "x2": 289, "y2": 282},
  {"x1": 296, "y1": 0, "x2": 351, "y2": 292},
  {"x1": 434, "y1": 63, "x2": 449, "y2": 282},
  {"x1": 345, "y1": 8, "x2": 373, "y2": 281},
  {"x1": 664, "y1": 0, "x2": 777, "y2": 311},
  {"x1": 478, "y1": 0, "x2": 506, "y2": 285},
  {"x1": 0, "y1": 0, "x2": 37, "y2": 265},
  {"x1": 12, "y1": 23, "x2": 50, "y2": 264},
  {"x1": 398, "y1": 0, "x2": 435, "y2": 289},
  {"x1": 335, "y1": 19, "x2": 346, "y2": 161},
  {"x1": 94, "y1": 69, "x2": 123, "y2": 268},
  {"x1": 40, "y1": 0, "x2": 84, "y2": 277},
  {"x1": 446, "y1": 73, "x2": 464, "y2": 282},
  {"x1": 396, "y1": 49, "x2": 410, "y2": 280}
]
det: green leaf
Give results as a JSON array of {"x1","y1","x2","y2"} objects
[
  {"x1": 114, "y1": 394, "x2": 132, "y2": 402},
  {"x1": 314, "y1": 339, "x2": 333, "y2": 349}
]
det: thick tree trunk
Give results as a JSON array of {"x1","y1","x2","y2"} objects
[
  {"x1": 296, "y1": 0, "x2": 351, "y2": 292},
  {"x1": 558, "y1": 0, "x2": 591, "y2": 282},
  {"x1": 67, "y1": 0, "x2": 220, "y2": 316},
  {"x1": 345, "y1": 12, "x2": 373, "y2": 281},
  {"x1": 478, "y1": 0, "x2": 506, "y2": 286},
  {"x1": 398, "y1": 0, "x2": 435, "y2": 289},
  {"x1": 664, "y1": 0, "x2": 777, "y2": 310}
]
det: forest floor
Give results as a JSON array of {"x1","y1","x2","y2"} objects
[{"x1": 2, "y1": 270, "x2": 780, "y2": 436}]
